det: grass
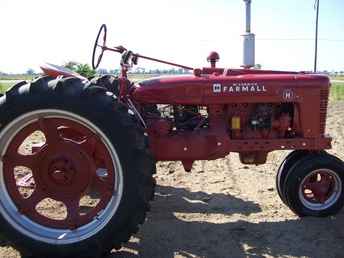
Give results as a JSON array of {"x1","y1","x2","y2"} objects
[
  {"x1": 128, "y1": 73, "x2": 161, "y2": 83},
  {"x1": 331, "y1": 76, "x2": 344, "y2": 81},
  {"x1": 330, "y1": 82, "x2": 344, "y2": 101},
  {"x1": 0, "y1": 82, "x2": 13, "y2": 93},
  {"x1": 0, "y1": 75, "x2": 34, "y2": 81}
]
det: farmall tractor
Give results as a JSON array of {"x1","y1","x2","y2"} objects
[{"x1": 0, "y1": 3, "x2": 344, "y2": 258}]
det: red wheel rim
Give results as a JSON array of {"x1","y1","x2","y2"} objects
[
  {"x1": 299, "y1": 169, "x2": 342, "y2": 210},
  {"x1": 3, "y1": 116, "x2": 116, "y2": 229}
]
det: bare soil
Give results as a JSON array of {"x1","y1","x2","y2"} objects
[{"x1": 1, "y1": 101, "x2": 344, "y2": 258}]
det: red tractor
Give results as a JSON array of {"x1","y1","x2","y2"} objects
[{"x1": 0, "y1": 22, "x2": 343, "y2": 258}]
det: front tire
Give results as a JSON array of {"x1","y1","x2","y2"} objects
[
  {"x1": 0, "y1": 76, "x2": 155, "y2": 258},
  {"x1": 276, "y1": 150, "x2": 309, "y2": 204},
  {"x1": 283, "y1": 152, "x2": 344, "y2": 217}
]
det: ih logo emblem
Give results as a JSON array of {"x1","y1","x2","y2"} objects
[
  {"x1": 283, "y1": 89, "x2": 294, "y2": 100},
  {"x1": 213, "y1": 83, "x2": 222, "y2": 93}
]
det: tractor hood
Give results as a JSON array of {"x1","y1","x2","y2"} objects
[{"x1": 131, "y1": 69, "x2": 330, "y2": 105}]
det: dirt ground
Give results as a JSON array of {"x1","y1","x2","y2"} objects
[{"x1": 1, "y1": 101, "x2": 344, "y2": 258}]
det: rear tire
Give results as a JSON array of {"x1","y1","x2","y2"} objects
[
  {"x1": 0, "y1": 76, "x2": 155, "y2": 258},
  {"x1": 90, "y1": 75, "x2": 120, "y2": 96}
]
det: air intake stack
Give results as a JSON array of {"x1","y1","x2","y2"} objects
[{"x1": 242, "y1": 0, "x2": 255, "y2": 68}]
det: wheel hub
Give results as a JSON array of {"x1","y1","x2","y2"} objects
[
  {"x1": 37, "y1": 141, "x2": 94, "y2": 199},
  {"x1": 302, "y1": 171, "x2": 334, "y2": 203},
  {"x1": 48, "y1": 158, "x2": 76, "y2": 185},
  {"x1": 299, "y1": 168, "x2": 342, "y2": 210}
]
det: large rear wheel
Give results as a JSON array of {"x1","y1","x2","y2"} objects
[{"x1": 0, "y1": 76, "x2": 155, "y2": 257}]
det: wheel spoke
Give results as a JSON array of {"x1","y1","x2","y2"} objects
[
  {"x1": 316, "y1": 176, "x2": 332, "y2": 203},
  {"x1": 319, "y1": 174, "x2": 332, "y2": 185},
  {"x1": 3, "y1": 152, "x2": 38, "y2": 169},
  {"x1": 79, "y1": 135, "x2": 98, "y2": 156},
  {"x1": 29, "y1": 189, "x2": 47, "y2": 207},
  {"x1": 304, "y1": 176, "x2": 332, "y2": 203},
  {"x1": 303, "y1": 181, "x2": 317, "y2": 191},
  {"x1": 65, "y1": 197, "x2": 81, "y2": 229},
  {"x1": 19, "y1": 153, "x2": 38, "y2": 168},
  {"x1": 17, "y1": 188, "x2": 47, "y2": 214},
  {"x1": 93, "y1": 176, "x2": 113, "y2": 196},
  {"x1": 58, "y1": 127, "x2": 82, "y2": 142},
  {"x1": 38, "y1": 118, "x2": 60, "y2": 146}
]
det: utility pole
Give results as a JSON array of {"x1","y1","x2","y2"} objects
[{"x1": 314, "y1": 0, "x2": 320, "y2": 72}]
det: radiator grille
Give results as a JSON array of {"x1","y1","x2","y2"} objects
[{"x1": 320, "y1": 89, "x2": 329, "y2": 135}]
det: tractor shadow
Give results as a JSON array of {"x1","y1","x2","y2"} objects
[{"x1": 109, "y1": 185, "x2": 344, "y2": 258}]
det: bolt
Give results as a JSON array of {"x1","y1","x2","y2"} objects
[
  {"x1": 183, "y1": 147, "x2": 188, "y2": 151},
  {"x1": 217, "y1": 142, "x2": 222, "y2": 146}
]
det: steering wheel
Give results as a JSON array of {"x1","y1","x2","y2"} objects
[{"x1": 92, "y1": 24, "x2": 107, "y2": 69}]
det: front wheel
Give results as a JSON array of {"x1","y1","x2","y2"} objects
[
  {"x1": 276, "y1": 150, "x2": 309, "y2": 204},
  {"x1": 283, "y1": 152, "x2": 344, "y2": 217},
  {"x1": 0, "y1": 76, "x2": 155, "y2": 257}
]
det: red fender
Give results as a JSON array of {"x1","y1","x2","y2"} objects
[{"x1": 40, "y1": 63, "x2": 87, "y2": 80}]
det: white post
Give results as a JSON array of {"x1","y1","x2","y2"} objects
[
  {"x1": 242, "y1": 0, "x2": 255, "y2": 68},
  {"x1": 314, "y1": 0, "x2": 320, "y2": 72},
  {"x1": 245, "y1": 0, "x2": 251, "y2": 33}
]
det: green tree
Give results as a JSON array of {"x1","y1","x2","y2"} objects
[
  {"x1": 64, "y1": 61, "x2": 96, "y2": 78},
  {"x1": 254, "y1": 64, "x2": 262, "y2": 70},
  {"x1": 75, "y1": 63, "x2": 96, "y2": 78}
]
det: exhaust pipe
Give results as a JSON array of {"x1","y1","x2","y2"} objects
[{"x1": 242, "y1": 0, "x2": 255, "y2": 68}]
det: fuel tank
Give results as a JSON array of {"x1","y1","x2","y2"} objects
[{"x1": 131, "y1": 68, "x2": 330, "y2": 105}]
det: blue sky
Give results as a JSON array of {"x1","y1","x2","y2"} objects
[{"x1": 0, "y1": 0, "x2": 343, "y2": 73}]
